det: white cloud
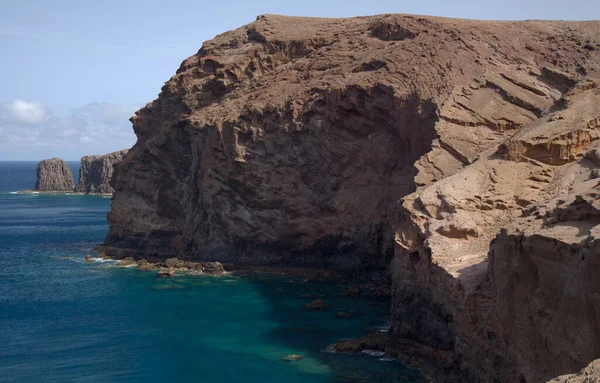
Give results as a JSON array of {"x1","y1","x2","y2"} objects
[
  {"x1": 7, "y1": 99, "x2": 48, "y2": 125},
  {"x1": 0, "y1": 99, "x2": 139, "y2": 159}
]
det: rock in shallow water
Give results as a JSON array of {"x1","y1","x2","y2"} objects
[
  {"x1": 281, "y1": 354, "x2": 303, "y2": 362},
  {"x1": 157, "y1": 269, "x2": 176, "y2": 278},
  {"x1": 305, "y1": 299, "x2": 329, "y2": 311}
]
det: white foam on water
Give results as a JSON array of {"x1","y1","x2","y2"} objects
[
  {"x1": 9, "y1": 191, "x2": 18, "y2": 194},
  {"x1": 361, "y1": 350, "x2": 385, "y2": 357},
  {"x1": 379, "y1": 357, "x2": 396, "y2": 362},
  {"x1": 31, "y1": 192, "x2": 39, "y2": 194},
  {"x1": 92, "y1": 257, "x2": 116, "y2": 263}
]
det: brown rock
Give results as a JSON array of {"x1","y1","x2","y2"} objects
[
  {"x1": 35, "y1": 158, "x2": 74, "y2": 191},
  {"x1": 202, "y1": 261, "x2": 224, "y2": 273},
  {"x1": 157, "y1": 269, "x2": 176, "y2": 277},
  {"x1": 75, "y1": 149, "x2": 128, "y2": 194},
  {"x1": 165, "y1": 257, "x2": 186, "y2": 269},
  {"x1": 85, "y1": 254, "x2": 94, "y2": 263}
]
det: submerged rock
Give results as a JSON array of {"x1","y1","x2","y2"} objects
[
  {"x1": 340, "y1": 287, "x2": 361, "y2": 297},
  {"x1": 305, "y1": 299, "x2": 329, "y2": 311},
  {"x1": 335, "y1": 311, "x2": 356, "y2": 319},
  {"x1": 281, "y1": 354, "x2": 303, "y2": 362},
  {"x1": 35, "y1": 158, "x2": 74, "y2": 191}
]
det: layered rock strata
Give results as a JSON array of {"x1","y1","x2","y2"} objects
[
  {"x1": 102, "y1": 14, "x2": 600, "y2": 382},
  {"x1": 34, "y1": 158, "x2": 74, "y2": 191},
  {"x1": 75, "y1": 149, "x2": 128, "y2": 194}
]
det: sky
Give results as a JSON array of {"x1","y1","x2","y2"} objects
[{"x1": 0, "y1": 0, "x2": 598, "y2": 160}]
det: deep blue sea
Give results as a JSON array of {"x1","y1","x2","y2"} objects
[{"x1": 0, "y1": 161, "x2": 425, "y2": 383}]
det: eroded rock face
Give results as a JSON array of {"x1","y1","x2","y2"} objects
[
  {"x1": 392, "y1": 59, "x2": 600, "y2": 383},
  {"x1": 75, "y1": 150, "x2": 128, "y2": 194},
  {"x1": 35, "y1": 158, "x2": 74, "y2": 191},
  {"x1": 102, "y1": 13, "x2": 600, "y2": 382}
]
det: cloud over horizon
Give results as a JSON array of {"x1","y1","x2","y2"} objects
[{"x1": 0, "y1": 100, "x2": 138, "y2": 160}]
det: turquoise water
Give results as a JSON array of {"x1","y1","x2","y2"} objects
[{"x1": 0, "y1": 162, "x2": 425, "y2": 383}]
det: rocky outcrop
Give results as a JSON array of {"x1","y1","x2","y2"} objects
[
  {"x1": 102, "y1": 14, "x2": 600, "y2": 382},
  {"x1": 34, "y1": 158, "x2": 74, "y2": 191},
  {"x1": 75, "y1": 149, "x2": 128, "y2": 194},
  {"x1": 546, "y1": 359, "x2": 600, "y2": 382}
]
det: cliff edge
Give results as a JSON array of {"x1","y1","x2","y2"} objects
[
  {"x1": 102, "y1": 14, "x2": 600, "y2": 382},
  {"x1": 35, "y1": 158, "x2": 74, "y2": 191}
]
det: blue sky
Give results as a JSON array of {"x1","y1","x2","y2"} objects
[{"x1": 0, "y1": 0, "x2": 597, "y2": 160}]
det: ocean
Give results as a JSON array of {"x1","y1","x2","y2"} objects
[{"x1": 0, "y1": 161, "x2": 425, "y2": 383}]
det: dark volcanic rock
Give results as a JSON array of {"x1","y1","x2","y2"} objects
[
  {"x1": 35, "y1": 158, "x2": 74, "y2": 191},
  {"x1": 75, "y1": 149, "x2": 128, "y2": 194}
]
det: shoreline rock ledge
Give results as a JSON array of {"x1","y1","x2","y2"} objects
[
  {"x1": 100, "y1": 14, "x2": 600, "y2": 383},
  {"x1": 35, "y1": 158, "x2": 74, "y2": 191}
]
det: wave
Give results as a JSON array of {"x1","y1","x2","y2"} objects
[
  {"x1": 9, "y1": 191, "x2": 18, "y2": 194},
  {"x1": 91, "y1": 257, "x2": 116, "y2": 263},
  {"x1": 379, "y1": 357, "x2": 396, "y2": 362},
  {"x1": 361, "y1": 350, "x2": 385, "y2": 357}
]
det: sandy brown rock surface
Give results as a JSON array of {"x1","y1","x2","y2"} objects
[
  {"x1": 101, "y1": 13, "x2": 600, "y2": 382},
  {"x1": 546, "y1": 359, "x2": 600, "y2": 382},
  {"x1": 34, "y1": 158, "x2": 74, "y2": 191}
]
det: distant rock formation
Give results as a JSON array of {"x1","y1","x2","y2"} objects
[
  {"x1": 75, "y1": 150, "x2": 128, "y2": 194},
  {"x1": 35, "y1": 158, "x2": 74, "y2": 191}
]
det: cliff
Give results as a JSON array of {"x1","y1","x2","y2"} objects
[
  {"x1": 102, "y1": 14, "x2": 600, "y2": 382},
  {"x1": 75, "y1": 150, "x2": 128, "y2": 194},
  {"x1": 35, "y1": 158, "x2": 74, "y2": 191}
]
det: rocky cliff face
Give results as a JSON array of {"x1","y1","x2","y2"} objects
[
  {"x1": 103, "y1": 14, "x2": 600, "y2": 382},
  {"x1": 75, "y1": 150, "x2": 128, "y2": 194},
  {"x1": 35, "y1": 158, "x2": 74, "y2": 191}
]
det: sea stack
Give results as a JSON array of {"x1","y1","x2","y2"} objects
[
  {"x1": 35, "y1": 158, "x2": 74, "y2": 191},
  {"x1": 75, "y1": 149, "x2": 128, "y2": 194},
  {"x1": 101, "y1": 14, "x2": 600, "y2": 382}
]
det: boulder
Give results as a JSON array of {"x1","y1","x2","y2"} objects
[{"x1": 202, "y1": 261, "x2": 224, "y2": 273}]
